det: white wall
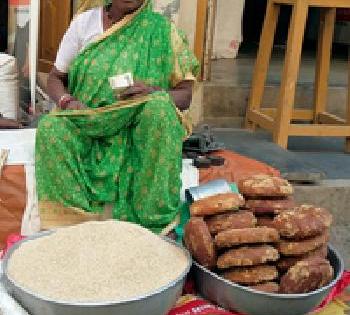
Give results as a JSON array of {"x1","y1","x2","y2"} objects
[
  {"x1": 213, "y1": 0, "x2": 245, "y2": 59},
  {"x1": 156, "y1": 0, "x2": 245, "y2": 58},
  {"x1": 154, "y1": 0, "x2": 197, "y2": 49}
]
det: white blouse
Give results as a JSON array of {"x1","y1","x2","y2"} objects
[{"x1": 54, "y1": 7, "x2": 104, "y2": 73}]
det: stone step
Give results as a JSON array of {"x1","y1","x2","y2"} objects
[{"x1": 203, "y1": 83, "x2": 348, "y2": 128}]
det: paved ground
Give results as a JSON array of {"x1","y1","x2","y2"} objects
[
  {"x1": 211, "y1": 49, "x2": 348, "y2": 87},
  {"x1": 213, "y1": 128, "x2": 350, "y2": 180}
]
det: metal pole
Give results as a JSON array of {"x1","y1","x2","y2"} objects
[{"x1": 29, "y1": 0, "x2": 40, "y2": 114}]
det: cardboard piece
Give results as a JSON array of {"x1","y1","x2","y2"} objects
[{"x1": 0, "y1": 165, "x2": 26, "y2": 249}]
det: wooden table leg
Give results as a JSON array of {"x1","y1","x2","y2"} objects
[
  {"x1": 273, "y1": 2, "x2": 308, "y2": 149},
  {"x1": 313, "y1": 8, "x2": 336, "y2": 123},
  {"x1": 245, "y1": 1, "x2": 280, "y2": 130},
  {"x1": 346, "y1": 56, "x2": 350, "y2": 153}
]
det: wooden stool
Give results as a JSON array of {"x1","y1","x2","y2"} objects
[{"x1": 245, "y1": 0, "x2": 350, "y2": 151}]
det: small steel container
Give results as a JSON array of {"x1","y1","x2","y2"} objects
[{"x1": 186, "y1": 179, "x2": 232, "y2": 202}]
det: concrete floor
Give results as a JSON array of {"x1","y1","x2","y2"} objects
[
  {"x1": 210, "y1": 49, "x2": 348, "y2": 87},
  {"x1": 207, "y1": 48, "x2": 350, "y2": 179},
  {"x1": 212, "y1": 128, "x2": 350, "y2": 179},
  {"x1": 207, "y1": 47, "x2": 350, "y2": 179},
  {"x1": 203, "y1": 49, "x2": 349, "y2": 131}
]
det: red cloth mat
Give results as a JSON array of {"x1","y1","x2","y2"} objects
[{"x1": 199, "y1": 150, "x2": 280, "y2": 184}]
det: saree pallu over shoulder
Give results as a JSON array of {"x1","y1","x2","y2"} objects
[{"x1": 36, "y1": 1, "x2": 199, "y2": 233}]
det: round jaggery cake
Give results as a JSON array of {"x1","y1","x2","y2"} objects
[
  {"x1": 273, "y1": 205, "x2": 332, "y2": 239},
  {"x1": 250, "y1": 282, "x2": 280, "y2": 293},
  {"x1": 256, "y1": 216, "x2": 275, "y2": 229},
  {"x1": 245, "y1": 197, "x2": 295, "y2": 215},
  {"x1": 205, "y1": 211, "x2": 257, "y2": 235},
  {"x1": 277, "y1": 244, "x2": 328, "y2": 272},
  {"x1": 184, "y1": 217, "x2": 217, "y2": 269},
  {"x1": 223, "y1": 265, "x2": 278, "y2": 285},
  {"x1": 277, "y1": 231, "x2": 329, "y2": 257},
  {"x1": 280, "y1": 257, "x2": 334, "y2": 294},
  {"x1": 217, "y1": 245, "x2": 279, "y2": 269},
  {"x1": 238, "y1": 175, "x2": 293, "y2": 198},
  {"x1": 190, "y1": 193, "x2": 245, "y2": 217},
  {"x1": 215, "y1": 227, "x2": 280, "y2": 249}
]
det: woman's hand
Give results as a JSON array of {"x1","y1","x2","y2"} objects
[
  {"x1": 65, "y1": 100, "x2": 87, "y2": 110},
  {"x1": 119, "y1": 79, "x2": 194, "y2": 111},
  {"x1": 119, "y1": 81, "x2": 159, "y2": 100},
  {"x1": 169, "y1": 81, "x2": 194, "y2": 111}
]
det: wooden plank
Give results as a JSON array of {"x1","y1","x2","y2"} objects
[
  {"x1": 261, "y1": 108, "x2": 313, "y2": 120},
  {"x1": 39, "y1": 0, "x2": 72, "y2": 73},
  {"x1": 273, "y1": 0, "x2": 350, "y2": 8},
  {"x1": 289, "y1": 124, "x2": 350, "y2": 137},
  {"x1": 313, "y1": 8, "x2": 335, "y2": 122},
  {"x1": 273, "y1": 2, "x2": 309, "y2": 148},
  {"x1": 318, "y1": 112, "x2": 346, "y2": 124},
  {"x1": 272, "y1": 0, "x2": 296, "y2": 4},
  {"x1": 194, "y1": 0, "x2": 209, "y2": 80},
  {"x1": 38, "y1": 59, "x2": 54, "y2": 73},
  {"x1": 307, "y1": 0, "x2": 350, "y2": 8},
  {"x1": 247, "y1": 110, "x2": 275, "y2": 131},
  {"x1": 245, "y1": 2, "x2": 280, "y2": 130},
  {"x1": 274, "y1": 0, "x2": 350, "y2": 6}
]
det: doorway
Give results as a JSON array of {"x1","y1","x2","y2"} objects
[
  {"x1": 38, "y1": 0, "x2": 72, "y2": 73},
  {"x1": 0, "y1": 1, "x2": 8, "y2": 52}
]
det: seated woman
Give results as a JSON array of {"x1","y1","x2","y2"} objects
[{"x1": 36, "y1": 0, "x2": 199, "y2": 233}]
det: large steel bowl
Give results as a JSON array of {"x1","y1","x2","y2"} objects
[
  {"x1": 1, "y1": 231, "x2": 192, "y2": 315},
  {"x1": 193, "y1": 245, "x2": 344, "y2": 315}
]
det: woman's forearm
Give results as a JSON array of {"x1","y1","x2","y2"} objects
[
  {"x1": 47, "y1": 67, "x2": 70, "y2": 104},
  {"x1": 169, "y1": 89, "x2": 192, "y2": 111}
]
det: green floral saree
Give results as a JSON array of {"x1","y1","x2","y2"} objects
[{"x1": 36, "y1": 0, "x2": 199, "y2": 233}]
